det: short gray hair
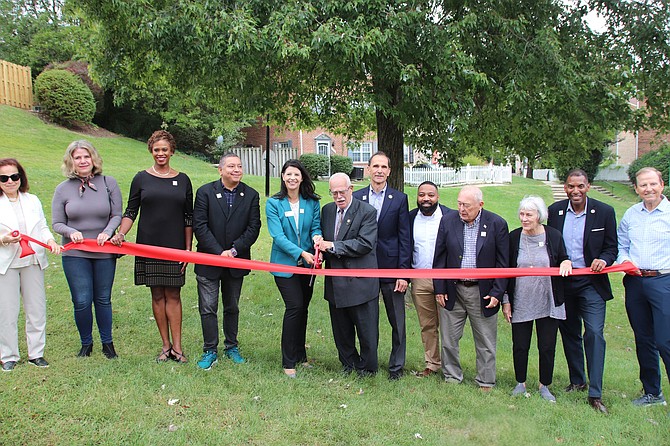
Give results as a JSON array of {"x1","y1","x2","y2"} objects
[
  {"x1": 518, "y1": 195, "x2": 548, "y2": 223},
  {"x1": 218, "y1": 152, "x2": 241, "y2": 167},
  {"x1": 329, "y1": 172, "x2": 351, "y2": 188}
]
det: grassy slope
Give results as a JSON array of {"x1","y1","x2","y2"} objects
[{"x1": 0, "y1": 105, "x2": 667, "y2": 445}]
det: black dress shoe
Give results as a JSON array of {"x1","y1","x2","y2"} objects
[
  {"x1": 102, "y1": 342, "x2": 118, "y2": 359},
  {"x1": 588, "y1": 397, "x2": 609, "y2": 414},
  {"x1": 564, "y1": 383, "x2": 588, "y2": 393},
  {"x1": 356, "y1": 369, "x2": 377, "y2": 378},
  {"x1": 389, "y1": 370, "x2": 404, "y2": 381},
  {"x1": 78, "y1": 344, "x2": 93, "y2": 357}
]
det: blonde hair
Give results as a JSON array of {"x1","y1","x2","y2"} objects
[{"x1": 62, "y1": 140, "x2": 103, "y2": 178}]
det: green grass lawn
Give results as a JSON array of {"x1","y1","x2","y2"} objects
[{"x1": 0, "y1": 105, "x2": 667, "y2": 445}]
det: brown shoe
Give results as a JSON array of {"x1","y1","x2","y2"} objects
[
  {"x1": 588, "y1": 397, "x2": 609, "y2": 414},
  {"x1": 564, "y1": 383, "x2": 588, "y2": 393},
  {"x1": 414, "y1": 368, "x2": 437, "y2": 378},
  {"x1": 479, "y1": 386, "x2": 492, "y2": 393}
]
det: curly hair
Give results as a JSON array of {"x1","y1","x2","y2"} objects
[
  {"x1": 0, "y1": 158, "x2": 29, "y2": 195},
  {"x1": 147, "y1": 130, "x2": 176, "y2": 153},
  {"x1": 61, "y1": 140, "x2": 104, "y2": 178}
]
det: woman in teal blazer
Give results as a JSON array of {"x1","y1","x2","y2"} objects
[{"x1": 266, "y1": 160, "x2": 322, "y2": 378}]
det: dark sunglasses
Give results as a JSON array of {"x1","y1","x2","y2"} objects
[{"x1": 0, "y1": 173, "x2": 20, "y2": 183}]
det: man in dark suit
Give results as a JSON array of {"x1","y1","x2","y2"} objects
[
  {"x1": 433, "y1": 186, "x2": 509, "y2": 390},
  {"x1": 353, "y1": 151, "x2": 411, "y2": 380},
  {"x1": 316, "y1": 172, "x2": 380, "y2": 377},
  {"x1": 193, "y1": 152, "x2": 261, "y2": 369},
  {"x1": 547, "y1": 169, "x2": 617, "y2": 414},
  {"x1": 409, "y1": 181, "x2": 451, "y2": 378}
]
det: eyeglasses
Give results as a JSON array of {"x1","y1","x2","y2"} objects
[
  {"x1": 329, "y1": 189, "x2": 350, "y2": 197},
  {"x1": 0, "y1": 173, "x2": 20, "y2": 183}
]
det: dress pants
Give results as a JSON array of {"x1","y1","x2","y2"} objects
[
  {"x1": 329, "y1": 298, "x2": 379, "y2": 374},
  {"x1": 0, "y1": 264, "x2": 47, "y2": 363},
  {"x1": 411, "y1": 278, "x2": 441, "y2": 371},
  {"x1": 559, "y1": 277, "x2": 607, "y2": 398},
  {"x1": 380, "y1": 281, "x2": 406, "y2": 373},
  {"x1": 624, "y1": 274, "x2": 670, "y2": 396},
  {"x1": 439, "y1": 283, "x2": 498, "y2": 387},
  {"x1": 274, "y1": 274, "x2": 313, "y2": 369},
  {"x1": 196, "y1": 271, "x2": 244, "y2": 353},
  {"x1": 512, "y1": 317, "x2": 560, "y2": 386}
]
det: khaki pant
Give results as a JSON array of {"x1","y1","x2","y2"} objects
[
  {"x1": 0, "y1": 264, "x2": 47, "y2": 363},
  {"x1": 439, "y1": 283, "x2": 498, "y2": 387},
  {"x1": 411, "y1": 278, "x2": 442, "y2": 371}
]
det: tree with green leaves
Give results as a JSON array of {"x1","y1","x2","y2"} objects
[{"x1": 78, "y1": 0, "x2": 670, "y2": 190}]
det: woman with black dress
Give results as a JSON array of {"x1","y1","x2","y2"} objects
[{"x1": 110, "y1": 130, "x2": 193, "y2": 363}]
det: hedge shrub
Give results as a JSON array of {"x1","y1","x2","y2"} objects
[
  {"x1": 299, "y1": 153, "x2": 330, "y2": 179},
  {"x1": 35, "y1": 69, "x2": 95, "y2": 125},
  {"x1": 330, "y1": 154, "x2": 354, "y2": 175},
  {"x1": 628, "y1": 143, "x2": 670, "y2": 193}
]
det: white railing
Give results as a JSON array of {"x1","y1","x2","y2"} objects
[
  {"x1": 404, "y1": 164, "x2": 513, "y2": 186},
  {"x1": 234, "y1": 146, "x2": 299, "y2": 177}
]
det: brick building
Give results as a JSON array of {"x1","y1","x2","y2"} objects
[{"x1": 239, "y1": 118, "x2": 414, "y2": 168}]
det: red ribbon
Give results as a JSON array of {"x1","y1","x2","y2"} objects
[
  {"x1": 11, "y1": 230, "x2": 36, "y2": 258},
  {"x1": 18, "y1": 233, "x2": 636, "y2": 279}
]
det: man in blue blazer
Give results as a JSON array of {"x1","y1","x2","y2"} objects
[
  {"x1": 316, "y1": 173, "x2": 380, "y2": 377},
  {"x1": 193, "y1": 152, "x2": 261, "y2": 369},
  {"x1": 353, "y1": 151, "x2": 411, "y2": 380},
  {"x1": 547, "y1": 169, "x2": 617, "y2": 414},
  {"x1": 433, "y1": 186, "x2": 509, "y2": 389}
]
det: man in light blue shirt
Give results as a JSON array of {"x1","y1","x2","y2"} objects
[{"x1": 617, "y1": 167, "x2": 670, "y2": 407}]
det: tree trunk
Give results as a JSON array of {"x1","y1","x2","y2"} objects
[
  {"x1": 376, "y1": 108, "x2": 405, "y2": 192},
  {"x1": 525, "y1": 158, "x2": 534, "y2": 179}
]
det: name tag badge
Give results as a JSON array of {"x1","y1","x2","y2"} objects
[
  {"x1": 300, "y1": 209, "x2": 305, "y2": 214},
  {"x1": 285, "y1": 211, "x2": 294, "y2": 217},
  {"x1": 481, "y1": 231, "x2": 487, "y2": 237},
  {"x1": 558, "y1": 210, "x2": 564, "y2": 215},
  {"x1": 216, "y1": 193, "x2": 222, "y2": 199},
  {"x1": 172, "y1": 180, "x2": 178, "y2": 186}
]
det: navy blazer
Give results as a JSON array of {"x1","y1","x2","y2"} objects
[
  {"x1": 193, "y1": 180, "x2": 261, "y2": 279},
  {"x1": 432, "y1": 209, "x2": 510, "y2": 317},
  {"x1": 353, "y1": 186, "x2": 411, "y2": 283},
  {"x1": 321, "y1": 199, "x2": 379, "y2": 308},
  {"x1": 547, "y1": 198, "x2": 617, "y2": 301},
  {"x1": 507, "y1": 225, "x2": 569, "y2": 307}
]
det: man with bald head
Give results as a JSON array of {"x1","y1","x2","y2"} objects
[{"x1": 433, "y1": 186, "x2": 509, "y2": 390}]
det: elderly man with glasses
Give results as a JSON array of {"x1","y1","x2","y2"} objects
[{"x1": 316, "y1": 173, "x2": 380, "y2": 377}]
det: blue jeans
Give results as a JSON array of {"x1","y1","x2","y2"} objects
[{"x1": 62, "y1": 256, "x2": 117, "y2": 345}]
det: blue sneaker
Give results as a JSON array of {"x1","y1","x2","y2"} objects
[
  {"x1": 197, "y1": 351, "x2": 217, "y2": 370},
  {"x1": 224, "y1": 346, "x2": 245, "y2": 364}
]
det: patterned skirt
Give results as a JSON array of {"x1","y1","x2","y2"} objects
[{"x1": 134, "y1": 257, "x2": 185, "y2": 288}]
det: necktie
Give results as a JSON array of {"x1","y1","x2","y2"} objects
[{"x1": 334, "y1": 209, "x2": 344, "y2": 241}]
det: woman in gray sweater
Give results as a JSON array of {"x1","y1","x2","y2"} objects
[{"x1": 52, "y1": 140, "x2": 122, "y2": 359}]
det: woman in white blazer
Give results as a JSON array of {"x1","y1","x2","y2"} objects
[{"x1": 0, "y1": 158, "x2": 61, "y2": 372}]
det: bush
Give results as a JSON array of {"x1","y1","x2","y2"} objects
[
  {"x1": 330, "y1": 154, "x2": 353, "y2": 175},
  {"x1": 35, "y1": 69, "x2": 95, "y2": 125},
  {"x1": 628, "y1": 144, "x2": 670, "y2": 193},
  {"x1": 299, "y1": 153, "x2": 330, "y2": 179}
]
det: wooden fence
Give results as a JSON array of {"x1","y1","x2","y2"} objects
[
  {"x1": 235, "y1": 146, "x2": 299, "y2": 177},
  {"x1": 0, "y1": 60, "x2": 33, "y2": 110},
  {"x1": 404, "y1": 164, "x2": 513, "y2": 186}
]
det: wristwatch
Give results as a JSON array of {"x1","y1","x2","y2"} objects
[{"x1": 230, "y1": 246, "x2": 238, "y2": 257}]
